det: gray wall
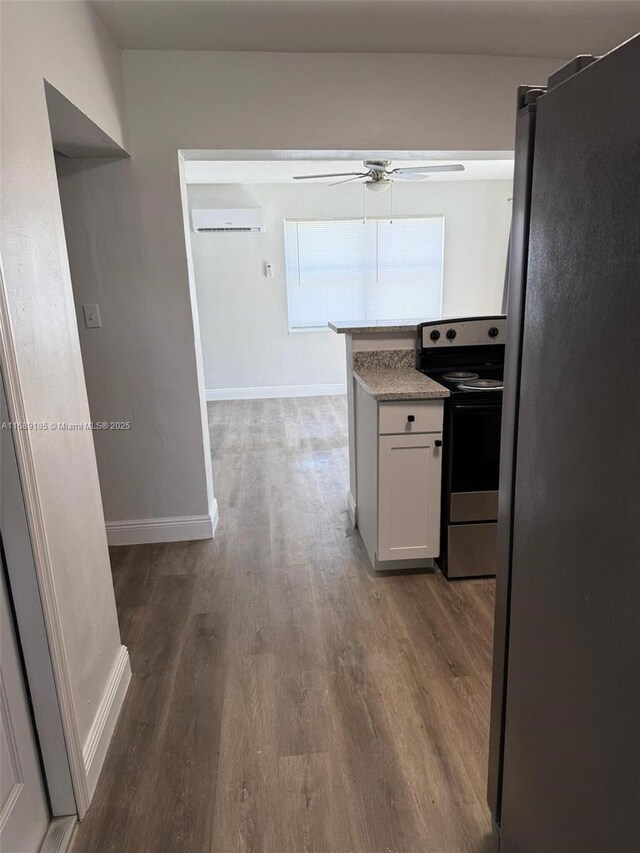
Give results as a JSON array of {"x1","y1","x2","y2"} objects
[{"x1": 55, "y1": 154, "x2": 214, "y2": 523}]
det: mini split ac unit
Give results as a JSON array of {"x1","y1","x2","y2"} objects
[{"x1": 192, "y1": 208, "x2": 264, "y2": 233}]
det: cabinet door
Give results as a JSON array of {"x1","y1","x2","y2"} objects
[{"x1": 377, "y1": 433, "x2": 442, "y2": 562}]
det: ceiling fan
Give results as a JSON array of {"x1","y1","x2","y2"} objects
[{"x1": 293, "y1": 159, "x2": 465, "y2": 191}]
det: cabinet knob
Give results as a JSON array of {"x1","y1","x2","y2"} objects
[
  {"x1": 435, "y1": 439, "x2": 443, "y2": 447},
  {"x1": 407, "y1": 415, "x2": 415, "y2": 422}
]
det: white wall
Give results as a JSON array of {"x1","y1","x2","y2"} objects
[
  {"x1": 0, "y1": 0, "x2": 128, "y2": 795},
  {"x1": 3, "y1": 38, "x2": 561, "y2": 528},
  {"x1": 187, "y1": 179, "x2": 512, "y2": 395},
  {"x1": 125, "y1": 50, "x2": 561, "y2": 151},
  {"x1": 117, "y1": 47, "x2": 557, "y2": 490},
  {"x1": 43, "y1": 46, "x2": 559, "y2": 525}
]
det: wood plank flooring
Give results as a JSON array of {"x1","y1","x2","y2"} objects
[{"x1": 71, "y1": 396, "x2": 497, "y2": 853}]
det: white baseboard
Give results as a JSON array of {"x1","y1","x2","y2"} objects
[
  {"x1": 83, "y1": 645, "x2": 131, "y2": 799},
  {"x1": 347, "y1": 491, "x2": 357, "y2": 528},
  {"x1": 106, "y1": 501, "x2": 218, "y2": 546},
  {"x1": 206, "y1": 383, "x2": 347, "y2": 401}
]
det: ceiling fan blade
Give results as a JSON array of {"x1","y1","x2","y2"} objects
[
  {"x1": 390, "y1": 172, "x2": 431, "y2": 181},
  {"x1": 390, "y1": 164, "x2": 465, "y2": 176},
  {"x1": 328, "y1": 174, "x2": 368, "y2": 187},
  {"x1": 293, "y1": 171, "x2": 367, "y2": 181}
]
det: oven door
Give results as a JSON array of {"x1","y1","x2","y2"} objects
[{"x1": 450, "y1": 399, "x2": 502, "y2": 495}]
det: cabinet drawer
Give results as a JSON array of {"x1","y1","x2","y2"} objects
[{"x1": 378, "y1": 400, "x2": 443, "y2": 435}]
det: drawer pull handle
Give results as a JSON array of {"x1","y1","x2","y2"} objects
[
  {"x1": 407, "y1": 415, "x2": 415, "y2": 423},
  {"x1": 435, "y1": 439, "x2": 443, "y2": 447}
]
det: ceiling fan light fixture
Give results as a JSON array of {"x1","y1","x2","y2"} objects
[{"x1": 366, "y1": 179, "x2": 392, "y2": 192}]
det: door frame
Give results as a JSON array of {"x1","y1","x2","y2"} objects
[{"x1": 0, "y1": 255, "x2": 86, "y2": 817}]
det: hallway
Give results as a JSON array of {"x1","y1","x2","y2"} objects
[{"x1": 71, "y1": 396, "x2": 496, "y2": 853}]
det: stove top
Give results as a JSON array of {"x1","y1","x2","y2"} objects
[
  {"x1": 456, "y1": 378, "x2": 504, "y2": 391},
  {"x1": 424, "y1": 368, "x2": 504, "y2": 395},
  {"x1": 442, "y1": 371, "x2": 479, "y2": 382},
  {"x1": 418, "y1": 317, "x2": 506, "y2": 399}
]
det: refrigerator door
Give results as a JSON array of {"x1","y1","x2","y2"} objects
[{"x1": 499, "y1": 35, "x2": 640, "y2": 852}]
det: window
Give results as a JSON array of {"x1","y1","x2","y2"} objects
[{"x1": 284, "y1": 216, "x2": 444, "y2": 331}]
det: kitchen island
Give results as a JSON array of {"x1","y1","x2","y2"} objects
[
  {"x1": 330, "y1": 320, "x2": 449, "y2": 571},
  {"x1": 330, "y1": 320, "x2": 446, "y2": 522}
]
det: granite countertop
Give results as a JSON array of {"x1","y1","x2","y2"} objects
[
  {"x1": 354, "y1": 367, "x2": 449, "y2": 401},
  {"x1": 329, "y1": 320, "x2": 422, "y2": 334}
]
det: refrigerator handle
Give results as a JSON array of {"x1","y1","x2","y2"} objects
[{"x1": 487, "y1": 83, "x2": 545, "y2": 829}]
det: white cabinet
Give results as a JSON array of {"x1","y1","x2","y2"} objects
[
  {"x1": 355, "y1": 382, "x2": 443, "y2": 571},
  {"x1": 378, "y1": 432, "x2": 441, "y2": 561}
]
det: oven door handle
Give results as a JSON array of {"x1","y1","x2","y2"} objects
[{"x1": 453, "y1": 402, "x2": 502, "y2": 412}]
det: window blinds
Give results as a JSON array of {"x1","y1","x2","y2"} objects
[{"x1": 285, "y1": 216, "x2": 444, "y2": 330}]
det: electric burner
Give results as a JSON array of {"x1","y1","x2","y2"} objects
[
  {"x1": 456, "y1": 378, "x2": 504, "y2": 391},
  {"x1": 442, "y1": 371, "x2": 479, "y2": 381}
]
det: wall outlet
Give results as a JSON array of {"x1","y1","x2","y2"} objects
[
  {"x1": 264, "y1": 262, "x2": 274, "y2": 278},
  {"x1": 82, "y1": 304, "x2": 102, "y2": 329}
]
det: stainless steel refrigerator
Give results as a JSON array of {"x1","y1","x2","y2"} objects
[{"x1": 488, "y1": 34, "x2": 640, "y2": 852}]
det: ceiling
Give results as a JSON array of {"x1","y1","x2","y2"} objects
[
  {"x1": 183, "y1": 158, "x2": 514, "y2": 184},
  {"x1": 91, "y1": 0, "x2": 639, "y2": 58}
]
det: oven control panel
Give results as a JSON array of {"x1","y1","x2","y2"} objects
[{"x1": 421, "y1": 316, "x2": 506, "y2": 348}]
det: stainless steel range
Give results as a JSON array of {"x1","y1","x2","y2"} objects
[{"x1": 418, "y1": 316, "x2": 506, "y2": 578}]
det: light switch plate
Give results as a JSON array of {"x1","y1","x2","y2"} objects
[{"x1": 82, "y1": 304, "x2": 102, "y2": 329}]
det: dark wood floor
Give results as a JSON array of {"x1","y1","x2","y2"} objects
[{"x1": 72, "y1": 396, "x2": 496, "y2": 853}]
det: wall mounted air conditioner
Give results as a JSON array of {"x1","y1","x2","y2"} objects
[{"x1": 192, "y1": 208, "x2": 264, "y2": 233}]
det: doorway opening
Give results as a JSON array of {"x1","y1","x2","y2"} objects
[
  {"x1": 178, "y1": 150, "x2": 513, "y2": 404},
  {"x1": 47, "y1": 83, "x2": 130, "y2": 535}
]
